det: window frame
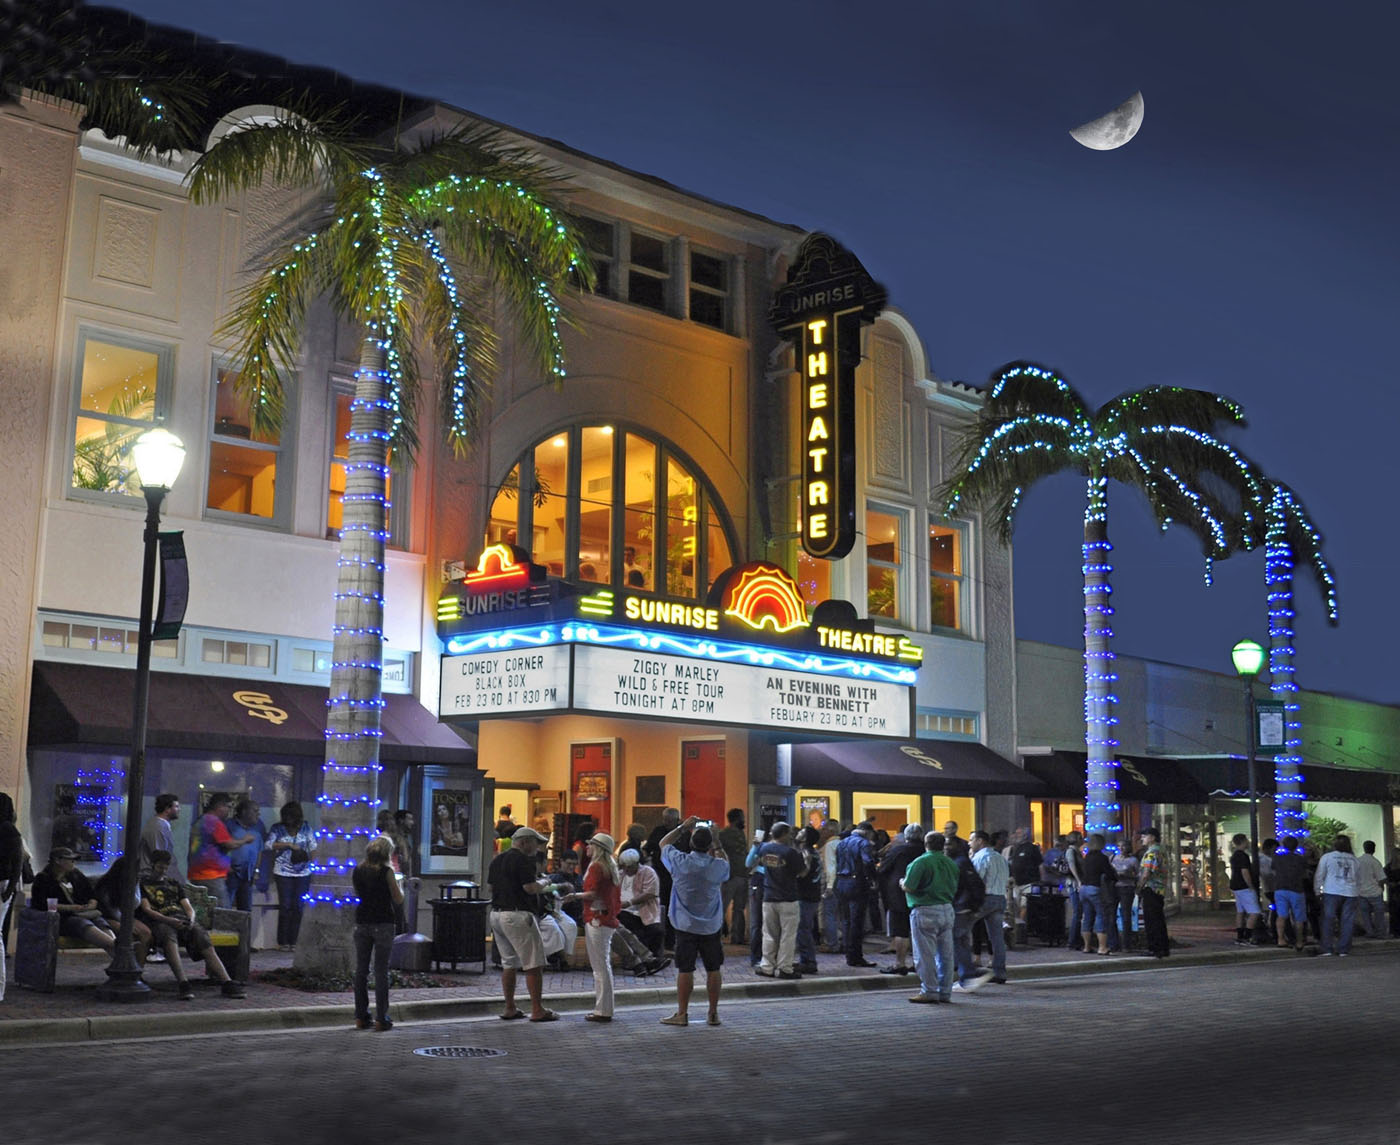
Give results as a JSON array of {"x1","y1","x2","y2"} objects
[
  {"x1": 864, "y1": 500, "x2": 911, "y2": 627},
  {"x1": 574, "y1": 213, "x2": 617, "y2": 300},
  {"x1": 202, "y1": 359, "x2": 294, "y2": 531},
  {"x1": 67, "y1": 325, "x2": 175, "y2": 504},
  {"x1": 622, "y1": 224, "x2": 673, "y2": 314},
  {"x1": 927, "y1": 515, "x2": 971, "y2": 634},
  {"x1": 687, "y1": 245, "x2": 731, "y2": 333}
]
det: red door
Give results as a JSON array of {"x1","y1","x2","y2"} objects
[
  {"x1": 571, "y1": 742, "x2": 612, "y2": 835},
  {"x1": 681, "y1": 740, "x2": 726, "y2": 825}
]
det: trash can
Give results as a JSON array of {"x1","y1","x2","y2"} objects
[{"x1": 429, "y1": 881, "x2": 489, "y2": 972}]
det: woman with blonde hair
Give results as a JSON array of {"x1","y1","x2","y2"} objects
[
  {"x1": 353, "y1": 835, "x2": 404, "y2": 1031},
  {"x1": 563, "y1": 832, "x2": 621, "y2": 1022}
]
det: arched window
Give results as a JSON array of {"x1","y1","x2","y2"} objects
[{"x1": 486, "y1": 425, "x2": 735, "y2": 599}]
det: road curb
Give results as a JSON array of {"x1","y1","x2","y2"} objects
[{"x1": 2, "y1": 940, "x2": 1394, "y2": 1045}]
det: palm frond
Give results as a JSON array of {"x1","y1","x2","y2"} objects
[
  {"x1": 1267, "y1": 482, "x2": 1339, "y2": 623},
  {"x1": 187, "y1": 106, "x2": 369, "y2": 204}
]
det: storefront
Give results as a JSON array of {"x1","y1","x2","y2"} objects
[
  {"x1": 790, "y1": 738, "x2": 1045, "y2": 836},
  {"x1": 437, "y1": 547, "x2": 922, "y2": 856},
  {"x1": 25, "y1": 659, "x2": 483, "y2": 937}
]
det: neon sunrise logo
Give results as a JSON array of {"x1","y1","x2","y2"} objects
[{"x1": 722, "y1": 562, "x2": 809, "y2": 633}]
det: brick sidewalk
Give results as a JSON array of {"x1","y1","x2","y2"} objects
[{"x1": 3, "y1": 908, "x2": 1393, "y2": 1040}]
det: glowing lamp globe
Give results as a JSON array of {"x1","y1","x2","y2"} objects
[
  {"x1": 1231, "y1": 638, "x2": 1266, "y2": 679},
  {"x1": 131, "y1": 427, "x2": 186, "y2": 491}
]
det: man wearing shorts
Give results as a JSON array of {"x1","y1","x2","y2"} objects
[
  {"x1": 1229, "y1": 833, "x2": 1262, "y2": 945},
  {"x1": 659, "y1": 815, "x2": 729, "y2": 1027},
  {"x1": 487, "y1": 826, "x2": 555, "y2": 1022},
  {"x1": 1270, "y1": 839, "x2": 1309, "y2": 951}
]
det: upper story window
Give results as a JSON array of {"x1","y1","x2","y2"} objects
[
  {"x1": 204, "y1": 364, "x2": 289, "y2": 527},
  {"x1": 575, "y1": 213, "x2": 735, "y2": 333},
  {"x1": 327, "y1": 380, "x2": 410, "y2": 548},
  {"x1": 688, "y1": 249, "x2": 730, "y2": 331},
  {"x1": 865, "y1": 503, "x2": 906, "y2": 624},
  {"x1": 929, "y1": 518, "x2": 968, "y2": 633},
  {"x1": 70, "y1": 328, "x2": 172, "y2": 497},
  {"x1": 487, "y1": 425, "x2": 736, "y2": 600},
  {"x1": 626, "y1": 230, "x2": 671, "y2": 312}
]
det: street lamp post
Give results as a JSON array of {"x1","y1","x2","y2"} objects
[
  {"x1": 97, "y1": 428, "x2": 185, "y2": 1002},
  {"x1": 1231, "y1": 638, "x2": 1266, "y2": 895}
]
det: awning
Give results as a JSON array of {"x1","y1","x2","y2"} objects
[
  {"x1": 28, "y1": 661, "x2": 476, "y2": 765},
  {"x1": 1176, "y1": 756, "x2": 1400, "y2": 805},
  {"x1": 1023, "y1": 753, "x2": 1210, "y2": 805},
  {"x1": 791, "y1": 740, "x2": 1046, "y2": 796}
]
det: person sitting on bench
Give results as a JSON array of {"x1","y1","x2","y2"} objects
[
  {"x1": 29, "y1": 846, "x2": 115, "y2": 952},
  {"x1": 138, "y1": 850, "x2": 246, "y2": 1000}
]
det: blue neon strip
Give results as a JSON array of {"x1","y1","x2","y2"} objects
[{"x1": 445, "y1": 623, "x2": 916, "y2": 685}]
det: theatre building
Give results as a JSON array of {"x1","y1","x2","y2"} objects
[{"x1": 3, "y1": 11, "x2": 1039, "y2": 933}]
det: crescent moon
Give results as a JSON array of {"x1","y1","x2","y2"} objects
[{"x1": 1070, "y1": 91, "x2": 1144, "y2": 151}]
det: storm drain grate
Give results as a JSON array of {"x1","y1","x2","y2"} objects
[{"x1": 413, "y1": 1046, "x2": 508, "y2": 1060}]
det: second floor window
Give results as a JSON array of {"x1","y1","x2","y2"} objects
[
  {"x1": 70, "y1": 329, "x2": 172, "y2": 497},
  {"x1": 327, "y1": 382, "x2": 410, "y2": 548},
  {"x1": 866, "y1": 504, "x2": 905, "y2": 623},
  {"x1": 487, "y1": 425, "x2": 735, "y2": 600},
  {"x1": 205, "y1": 365, "x2": 287, "y2": 525},
  {"x1": 929, "y1": 518, "x2": 968, "y2": 632}
]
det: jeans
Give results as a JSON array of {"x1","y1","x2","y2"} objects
[
  {"x1": 275, "y1": 875, "x2": 309, "y2": 947},
  {"x1": 760, "y1": 900, "x2": 800, "y2": 973},
  {"x1": 1079, "y1": 887, "x2": 1109, "y2": 939},
  {"x1": 353, "y1": 922, "x2": 395, "y2": 1022},
  {"x1": 722, "y1": 875, "x2": 748, "y2": 939},
  {"x1": 585, "y1": 922, "x2": 615, "y2": 1016},
  {"x1": 1320, "y1": 893, "x2": 1358, "y2": 955},
  {"x1": 796, "y1": 900, "x2": 819, "y2": 965},
  {"x1": 189, "y1": 876, "x2": 229, "y2": 908},
  {"x1": 971, "y1": 894, "x2": 1007, "y2": 976},
  {"x1": 953, "y1": 910, "x2": 976, "y2": 982},
  {"x1": 1356, "y1": 895, "x2": 1386, "y2": 936},
  {"x1": 910, "y1": 903, "x2": 955, "y2": 999},
  {"x1": 1116, "y1": 886, "x2": 1137, "y2": 945},
  {"x1": 748, "y1": 885, "x2": 764, "y2": 965},
  {"x1": 835, "y1": 878, "x2": 867, "y2": 964},
  {"x1": 821, "y1": 889, "x2": 843, "y2": 949},
  {"x1": 1066, "y1": 885, "x2": 1082, "y2": 949}
]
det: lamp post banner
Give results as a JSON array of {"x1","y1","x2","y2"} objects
[{"x1": 153, "y1": 531, "x2": 188, "y2": 641}]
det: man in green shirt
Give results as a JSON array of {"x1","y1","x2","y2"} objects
[{"x1": 901, "y1": 832, "x2": 959, "y2": 1003}]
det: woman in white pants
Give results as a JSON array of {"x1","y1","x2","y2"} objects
[{"x1": 565, "y1": 833, "x2": 621, "y2": 1022}]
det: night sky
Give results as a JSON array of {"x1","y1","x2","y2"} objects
[{"x1": 114, "y1": 1, "x2": 1399, "y2": 711}]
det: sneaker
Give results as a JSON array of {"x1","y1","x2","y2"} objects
[
  {"x1": 754, "y1": 967, "x2": 775, "y2": 977},
  {"x1": 797, "y1": 963, "x2": 820, "y2": 975},
  {"x1": 991, "y1": 977, "x2": 1008, "y2": 985},
  {"x1": 650, "y1": 955, "x2": 673, "y2": 974},
  {"x1": 177, "y1": 981, "x2": 195, "y2": 1001},
  {"x1": 777, "y1": 969, "x2": 801, "y2": 980},
  {"x1": 1319, "y1": 951, "x2": 1334, "y2": 957},
  {"x1": 220, "y1": 981, "x2": 247, "y2": 999}
]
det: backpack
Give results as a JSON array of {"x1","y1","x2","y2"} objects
[{"x1": 954, "y1": 858, "x2": 986, "y2": 914}]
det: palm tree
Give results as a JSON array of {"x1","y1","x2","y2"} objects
[
  {"x1": 188, "y1": 111, "x2": 592, "y2": 971},
  {"x1": 937, "y1": 361, "x2": 1258, "y2": 841},
  {"x1": 1257, "y1": 482, "x2": 1338, "y2": 844}
]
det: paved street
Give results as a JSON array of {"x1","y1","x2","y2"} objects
[{"x1": 3, "y1": 953, "x2": 1395, "y2": 1144}]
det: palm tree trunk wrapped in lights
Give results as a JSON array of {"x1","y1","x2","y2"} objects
[
  {"x1": 938, "y1": 361, "x2": 1259, "y2": 844},
  {"x1": 188, "y1": 112, "x2": 593, "y2": 972},
  {"x1": 1262, "y1": 483, "x2": 1339, "y2": 845}
]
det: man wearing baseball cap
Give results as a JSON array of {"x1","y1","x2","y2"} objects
[{"x1": 487, "y1": 825, "x2": 557, "y2": 1021}]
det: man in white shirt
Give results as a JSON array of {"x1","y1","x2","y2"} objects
[
  {"x1": 969, "y1": 830, "x2": 1010, "y2": 984},
  {"x1": 1355, "y1": 840, "x2": 1387, "y2": 937}
]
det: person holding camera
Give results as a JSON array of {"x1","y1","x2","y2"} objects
[
  {"x1": 659, "y1": 815, "x2": 729, "y2": 1027},
  {"x1": 265, "y1": 801, "x2": 316, "y2": 951}
]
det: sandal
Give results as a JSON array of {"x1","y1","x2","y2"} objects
[
  {"x1": 707, "y1": 1013, "x2": 721, "y2": 1026},
  {"x1": 584, "y1": 1013, "x2": 612, "y2": 1022},
  {"x1": 500, "y1": 1010, "x2": 526, "y2": 1020},
  {"x1": 529, "y1": 1009, "x2": 559, "y2": 1022}
]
